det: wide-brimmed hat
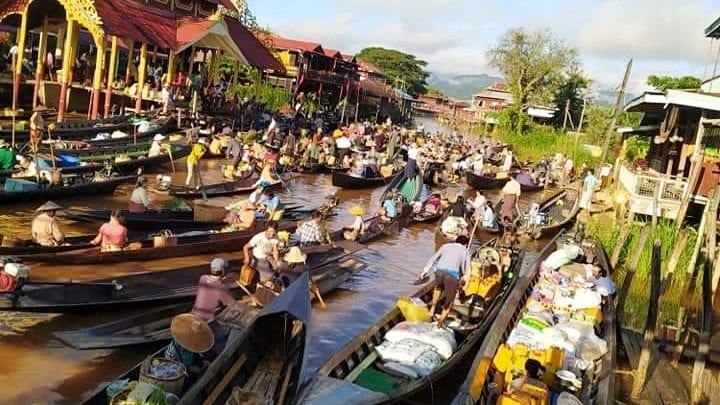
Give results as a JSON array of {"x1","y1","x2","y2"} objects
[
  {"x1": 349, "y1": 205, "x2": 366, "y2": 216},
  {"x1": 210, "y1": 257, "x2": 229, "y2": 274},
  {"x1": 35, "y1": 201, "x2": 62, "y2": 212},
  {"x1": 153, "y1": 134, "x2": 166, "y2": 141},
  {"x1": 170, "y1": 313, "x2": 214, "y2": 353},
  {"x1": 284, "y1": 246, "x2": 307, "y2": 264}
]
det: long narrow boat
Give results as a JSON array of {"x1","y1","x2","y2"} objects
[
  {"x1": 82, "y1": 272, "x2": 312, "y2": 405},
  {"x1": 466, "y1": 171, "x2": 509, "y2": 190},
  {"x1": 54, "y1": 251, "x2": 365, "y2": 350},
  {"x1": 518, "y1": 187, "x2": 581, "y2": 239},
  {"x1": 4, "y1": 242, "x2": 357, "y2": 313},
  {"x1": 0, "y1": 229, "x2": 152, "y2": 256},
  {"x1": 63, "y1": 208, "x2": 223, "y2": 231},
  {"x1": 297, "y1": 240, "x2": 524, "y2": 404},
  {"x1": 167, "y1": 173, "x2": 276, "y2": 200},
  {"x1": 450, "y1": 232, "x2": 616, "y2": 405},
  {"x1": 331, "y1": 170, "x2": 398, "y2": 189},
  {"x1": 19, "y1": 221, "x2": 295, "y2": 264},
  {"x1": 0, "y1": 115, "x2": 134, "y2": 143},
  {"x1": 0, "y1": 175, "x2": 137, "y2": 204}
]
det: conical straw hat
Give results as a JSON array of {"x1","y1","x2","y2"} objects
[{"x1": 170, "y1": 313, "x2": 214, "y2": 353}]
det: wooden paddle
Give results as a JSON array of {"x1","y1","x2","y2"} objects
[
  {"x1": 166, "y1": 143, "x2": 175, "y2": 173},
  {"x1": 235, "y1": 280, "x2": 261, "y2": 307}
]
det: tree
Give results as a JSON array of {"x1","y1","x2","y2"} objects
[
  {"x1": 357, "y1": 47, "x2": 429, "y2": 96},
  {"x1": 553, "y1": 70, "x2": 591, "y2": 129},
  {"x1": 487, "y1": 28, "x2": 579, "y2": 133},
  {"x1": 646, "y1": 75, "x2": 702, "y2": 91}
]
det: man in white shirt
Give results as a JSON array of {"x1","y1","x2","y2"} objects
[
  {"x1": 243, "y1": 223, "x2": 280, "y2": 279},
  {"x1": 406, "y1": 142, "x2": 420, "y2": 178}
]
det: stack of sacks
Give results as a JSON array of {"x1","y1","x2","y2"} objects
[{"x1": 374, "y1": 322, "x2": 457, "y2": 378}]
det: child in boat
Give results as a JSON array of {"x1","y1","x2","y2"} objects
[{"x1": 344, "y1": 206, "x2": 366, "y2": 241}]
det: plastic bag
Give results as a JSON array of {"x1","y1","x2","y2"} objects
[
  {"x1": 375, "y1": 338, "x2": 435, "y2": 364},
  {"x1": 384, "y1": 322, "x2": 456, "y2": 359},
  {"x1": 397, "y1": 298, "x2": 431, "y2": 323}
]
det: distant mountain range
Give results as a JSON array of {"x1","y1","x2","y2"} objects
[{"x1": 427, "y1": 73, "x2": 502, "y2": 101}]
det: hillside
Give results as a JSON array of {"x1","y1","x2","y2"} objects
[{"x1": 427, "y1": 72, "x2": 502, "y2": 101}]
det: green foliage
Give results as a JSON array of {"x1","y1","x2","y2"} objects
[
  {"x1": 477, "y1": 120, "x2": 597, "y2": 168},
  {"x1": 488, "y1": 27, "x2": 579, "y2": 133},
  {"x1": 553, "y1": 70, "x2": 591, "y2": 128},
  {"x1": 227, "y1": 68, "x2": 291, "y2": 112},
  {"x1": 624, "y1": 135, "x2": 650, "y2": 163},
  {"x1": 357, "y1": 47, "x2": 429, "y2": 96},
  {"x1": 646, "y1": 75, "x2": 702, "y2": 91},
  {"x1": 586, "y1": 215, "x2": 700, "y2": 329}
]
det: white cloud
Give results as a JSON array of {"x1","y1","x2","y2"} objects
[{"x1": 576, "y1": 0, "x2": 715, "y2": 63}]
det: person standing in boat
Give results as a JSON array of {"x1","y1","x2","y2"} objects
[
  {"x1": 421, "y1": 235, "x2": 471, "y2": 328},
  {"x1": 243, "y1": 222, "x2": 281, "y2": 280},
  {"x1": 90, "y1": 210, "x2": 128, "y2": 252},
  {"x1": 263, "y1": 189, "x2": 283, "y2": 221},
  {"x1": 31, "y1": 201, "x2": 64, "y2": 246},
  {"x1": 29, "y1": 105, "x2": 46, "y2": 154},
  {"x1": 501, "y1": 148, "x2": 514, "y2": 172},
  {"x1": 129, "y1": 177, "x2": 158, "y2": 213},
  {"x1": 406, "y1": 142, "x2": 420, "y2": 178},
  {"x1": 500, "y1": 172, "x2": 522, "y2": 225},
  {"x1": 185, "y1": 137, "x2": 208, "y2": 188},
  {"x1": 192, "y1": 258, "x2": 235, "y2": 321}
]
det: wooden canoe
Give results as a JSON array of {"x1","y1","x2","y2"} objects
[
  {"x1": 20, "y1": 221, "x2": 296, "y2": 264},
  {"x1": 465, "y1": 171, "x2": 509, "y2": 190},
  {"x1": 167, "y1": 173, "x2": 264, "y2": 199},
  {"x1": 82, "y1": 272, "x2": 312, "y2": 405},
  {"x1": 54, "y1": 250, "x2": 365, "y2": 350},
  {"x1": 298, "y1": 240, "x2": 524, "y2": 403},
  {"x1": 331, "y1": 170, "x2": 398, "y2": 189},
  {"x1": 0, "y1": 175, "x2": 137, "y2": 204},
  {"x1": 0, "y1": 115, "x2": 134, "y2": 143},
  {"x1": 63, "y1": 208, "x2": 223, "y2": 231},
  {"x1": 518, "y1": 187, "x2": 581, "y2": 239},
  {"x1": 449, "y1": 232, "x2": 616, "y2": 405}
]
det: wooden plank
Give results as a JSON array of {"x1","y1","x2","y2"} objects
[
  {"x1": 202, "y1": 354, "x2": 247, "y2": 405},
  {"x1": 345, "y1": 350, "x2": 379, "y2": 382},
  {"x1": 276, "y1": 362, "x2": 295, "y2": 405},
  {"x1": 631, "y1": 239, "x2": 662, "y2": 398}
]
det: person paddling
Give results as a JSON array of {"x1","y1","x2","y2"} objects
[
  {"x1": 191, "y1": 258, "x2": 235, "y2": 321},
  {"x1": 90, "y1": 210, "x2": 128, "y2": 252}
]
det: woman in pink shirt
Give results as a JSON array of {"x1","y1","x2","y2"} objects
[{"x1": 91, "y1": 210, "x2": 128, "y2": 252}]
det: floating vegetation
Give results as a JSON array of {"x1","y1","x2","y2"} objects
[{"x1": 0, "y1": 312, "x2": 52, "y2": 337}]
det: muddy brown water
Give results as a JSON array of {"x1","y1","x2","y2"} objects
[{"x1": 0, "y1": 118, "x2": 553, "y2": 403}]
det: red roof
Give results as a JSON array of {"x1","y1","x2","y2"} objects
[
  {"x1": 323, "y1": 48, "x2": 342, "y2": 58},
  {"x1": 360, "y1": 80, "x2": 391, "y2": 98},
  {"x1": 357, "y1": 60, "x2": 385, "y2": 76},
  {"x1": 267, "y1": 35, "x2": 323, "y2": 54},
  {"x1": 224, "y1": 17, "x2": 285, "y2": 73},
  {"x1": 94, "y1": 0, "x2": 182, "y2": 49}
]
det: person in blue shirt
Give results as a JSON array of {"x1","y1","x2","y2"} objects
[
  {"x1": 263, "y1": 189, "x2": 282, "y2": 220},
  {"x1": 383, "y1": 197, "x2": 398, "y2": 219}
]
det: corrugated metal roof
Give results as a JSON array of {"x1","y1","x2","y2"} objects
[{"x1": 705, "y1": 16, "x2": 720, "y2": 38}]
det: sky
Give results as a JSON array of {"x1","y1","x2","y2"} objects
[{"x1": 245, "y1": 0, "x2": 720, "y2": 94}]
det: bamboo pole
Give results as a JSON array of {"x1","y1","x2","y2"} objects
[
  {"x1": 32, "y1": 17, "x2": 49, "y2": 108},
  {"x1": 90, "y1": 35, "x2": 106, "y2": 120},
  {"x1": 134, "y1": 43, "x2": 148, "y2": 113},
  {"x1": 677, "y1": 116, "x2": 707, "y2": 230},
  {"x1": 11, "y1": 9, "x2": 29, "y2": 147},
  {"x1": 617, "y1": 224, "x2": 651, "y2": 320},
  {"x1": 57, "y1": 19, "x2": 77, "y2": 123},
  {"x1": 631, "y1": 239, "x2": 663, "y2": 398},
  {"x1": 104, "y1": 36, "x2": 118, "y2": 118},
  {"x1": 598, "y1": 59, "x2": 632, "y2": 171}
]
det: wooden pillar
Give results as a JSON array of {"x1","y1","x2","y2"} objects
[
  {"x1": 134, "y1": 43, "x2": 148, "y2": 113},
  {"x1": 12, "y1": 8, "x2": 29, "y2": 110},
  {"x1": 57, "y1": 19, "x2": 77, "y2": 123},
  {"x1": 187, "y1": 45, "x2": 196, "y2": 75},
  {"x1": 677, "y1": 112, "x2": 707, "y2": 229},
  {"x1": 90, "y1": 35, "x2": 106, "y2": 120},
  {"x1": 165, "y1": 49, "x2": 176, "y2": 86},
  {"x1": 124, "y1": 41, "x2": 134, "y2": 84},
  {"x1": 104, "y1": 36, "x2": 118, "y2": 118},
  {"x1": 32, "y1": 17, "x2": 49, "y2": 108}
]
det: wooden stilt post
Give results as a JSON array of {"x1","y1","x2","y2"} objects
[
  {"x1": 631, "y1": 239, "x2": 662, "y2": 398},
  {"x1": 11, "y1": 8, "x2": 29, "y2": 147},
  {"x1": 165, "y1": 49, "x2": 176, "y2": 86},
  {"x1": 135, "y1": 43, "x2": 148, "y2": 113},
  {"x1": 32, "y1": 17, "x2": 49, "y2": 108},
  {"x1": 663, "y1": 229, "x2": 690, "y2": 294},
  {"x1": 125, "y1": 41, "x2": 135, "y2": 84},
  {"x1": 598, "y1": 59, "x2": 632, "y2": 171},
  {"x1": 104, "y1": 36, "x2": 118, "y2": 118},
  {"x1": 57, "y1": 19, "x2": 77, "y2": 123},
  {"x1": 617, "y1": 224, "x2": 651, "y2": 320},
  {"x1": 677, "y1": 114, "x2": 707, "y2": 231},
  {"x1": 90, "y1": 35, "x2": 106, "y2": 120},
  {"x1": 691, "y1": 250, "x2": 714, "y2": 404}
]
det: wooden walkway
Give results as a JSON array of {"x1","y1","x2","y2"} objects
[{"x1": 620, "y1": 328, "x2": 690, "y2": 404}]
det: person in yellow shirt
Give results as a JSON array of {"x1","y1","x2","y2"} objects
[{"x1": 185, "y1": 138, "x2": 207, "y2": 188}]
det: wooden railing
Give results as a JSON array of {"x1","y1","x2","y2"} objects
[{"x1": 618, "y1": 164, "x2": 688, "y2": 218}]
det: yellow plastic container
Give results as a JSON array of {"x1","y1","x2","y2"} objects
[{"x1": 397, "y1": 297, "x2": 431, "y2": 323}]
